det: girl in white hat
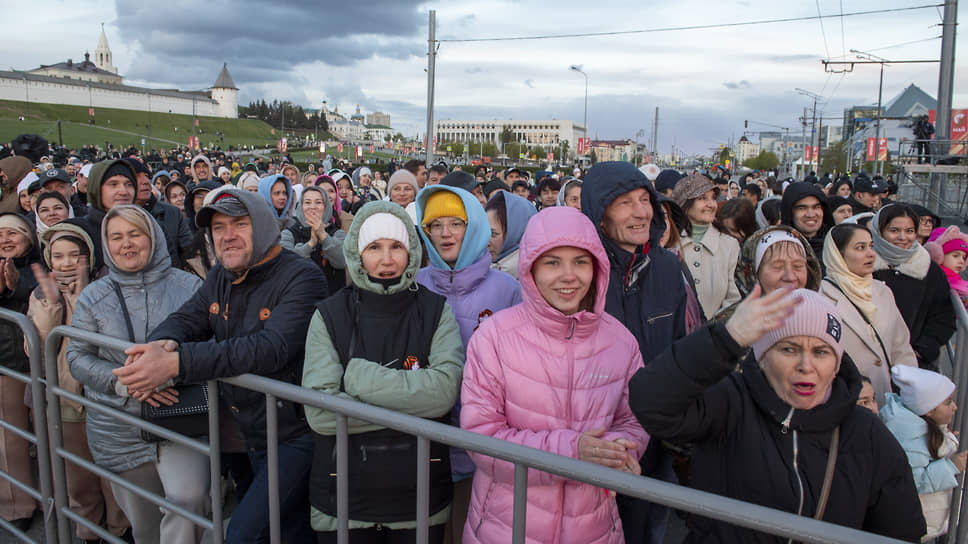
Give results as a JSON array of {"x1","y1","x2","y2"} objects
[{"x1": 881, "y1": 365, "x2": 965, "y2": 541}]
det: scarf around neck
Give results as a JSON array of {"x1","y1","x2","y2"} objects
[
  {"x1": 822, "y1": 229, "x2": 877, "y2": 321},
  {"x1": 869, "y1": 209, "x2": 922, "y2": 269}
]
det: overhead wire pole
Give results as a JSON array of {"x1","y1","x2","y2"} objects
[
  {"x1": 935, "y1": 0, "x2": 958, "y2": 219},
  {"x1": 821, "y1": 57, "x2": 939, "y2": 176},
  {"x1": 425, "y1": 10, "x2": 437, "y2": 167},
  {"x1": 796, "y1": 88, "x2": 823, "y2": 176}
]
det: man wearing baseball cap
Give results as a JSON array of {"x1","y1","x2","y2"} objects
[
  {"x1": 117, "y1": 188, "x2": 326, "y2": 543},
  {"x1": 39, "y1": 168, "x2": 87, "y2": 217},
  {"x1": 849, "y1": 175, "x2": 888, "y2": 214}
]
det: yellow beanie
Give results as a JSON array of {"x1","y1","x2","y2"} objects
[{"x1": 422, "y1": 191, "x2": 467, "y2": 229}]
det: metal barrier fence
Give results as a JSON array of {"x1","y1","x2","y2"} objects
[
  {"x1": 945, "y1": 290, "x2": 968, "y2": 544},
  {"x1": 0, "y1": 308, "x2": 922, "y2": 544}
]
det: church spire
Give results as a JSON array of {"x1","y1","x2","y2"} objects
[{"x1": 94, "y1": 23, "x2": 117, "y2": 74}]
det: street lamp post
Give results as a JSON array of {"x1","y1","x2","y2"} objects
[
  {"x1": 851, "y1": 50, "x2": 887, "y2": 176},
  {"x1": 569, "y1": 65, "x2": 588, "y2": 151}
]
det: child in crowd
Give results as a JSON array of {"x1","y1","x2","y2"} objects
[
  {"x1": 857, "y1": 376, "x2": 879, "y2": 415},
  {"x1": 881, "y1": 365, "x2": 965, "y2": 542},
  {"x1": 925, "y1": 226, "x2": 968, "y2": 309}
]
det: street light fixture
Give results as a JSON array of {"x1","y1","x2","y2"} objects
[
  {"x1": 850, "y1": 49, "x2": 888, "y2": 176},
  {"x1": 569, "y1": 65, "x2": 588, "y2": 152}
]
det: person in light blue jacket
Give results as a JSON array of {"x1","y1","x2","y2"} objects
[
  {"x1": 881, "y1": 365, "x2": 966, "y2": 540},
  {"x1": 415, "y1": 181, "x2": 522, "y2": 542}
]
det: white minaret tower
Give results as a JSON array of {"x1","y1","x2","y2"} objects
[
  {"x1": 94, "y1": 23, "x2": 117, "y2": 74},
  {"x1": 211, "y1": 63, "x2": 239, "y2": 119}
]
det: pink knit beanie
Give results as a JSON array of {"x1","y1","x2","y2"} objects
[{"x1": 752, "y1": 289, "x2": 845, "y2": 362}]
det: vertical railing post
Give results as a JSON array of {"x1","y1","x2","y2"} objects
[
  {"x1": 416, "y1": 436, "x2": 430, "y2": 544},
  {"x1": 42, "y1": 325, "x2": 71, "y2": 544},
  {"x1": 207, "y1": 380, "x2": 223, "y2": 543},
  {"x1": 265, "y1": 393, "x2": 280, "y2": 544},
  {"x1": 336, "y1": 415, "x2": 349, "y2": 543},
  {"x1": 512, "y1": 464, "x2": 528, "y2": 544}
]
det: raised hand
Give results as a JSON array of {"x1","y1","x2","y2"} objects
[
  {"x1": 30, "y1": 263, "x2": 60, "y2": 302},
  {"x1": 725, "y1": 285, "x2": 803, "y2": 348}
]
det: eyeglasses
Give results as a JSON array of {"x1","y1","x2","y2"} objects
[{"x1": 427, "y1": 219, "x2": 467, "y2": 235}]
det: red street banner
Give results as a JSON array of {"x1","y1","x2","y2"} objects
[
  {"x1": 547, "y1": 152, "x2": 554, "y2": 161},
  {"x1": 867, "y1": 138, "x2": 888, "y2": 161},
  {"x1": 194, "y1": 119, "x2": 199, "y2": 127},
  {"x1": 355, "y1": 146, "x2": 362, "y2": 160},
  {"x1": 577, "y1": 138, "x2": 585, "y2": 154},
  {"x1": 368, "y1": 145, "x2": 374, "y2": 153},
  {"x1": 928, "y1": 109, "x2": 968, "y2": 155},
  {"x1": 337, "y1": 143, "x2": 343, "y2": 153},
  {"x1": 88, "y1": 108, "x2": 94, "y2": 116},
  {"x1": 804, "y1": 146, "x2": 812, "y2": 162},
  {"x1": 271, "y1": 128, "x2": 275, "y2": 135}
]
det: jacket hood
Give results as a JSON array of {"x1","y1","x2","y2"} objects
[
  {"x1": 257, "y1": 174, "x2": 294, "y2": 219},
  {"x1": 580, "y1": 161, "x2": 665, "y2": 248},
  {"x1": 151, "y1": 170, "x2": 171, "y2": 184},
  {"x1": 0, "y1": 157, "x2": 32, "y2": 213},
  {"x1": 742, "y1": 349, "x2": 862, "y2": 433},
  {"x1": 494, "y1": 191, "x2": 537, "y2": 261},
  {"x1": 185, "y1": 180, "x2": 221, "y2": 226},
  {"x1": 41, "y1": 220, "x2": 97, "y2": 275},
  {"x1": 343, "y1": 200, "x2": 422, "y2": 295},
  {"x1": 292, "y1": 185, "x2": 333, "y2": 226},
  {"x1": 87, "y1": 159, "x2": 137, "y2": 213},
  {"x1": 517, "y1": 207, "x2": 610, "y2": 338},
  {"x1": 735, "y1": 225, "x2": 823, "y2": 297},
  {"x1": 880, "y1": 393, "x2": 929, "y2": 442},
  {"x1": 100, "y1": 205, "x2": 172, "y2": 286},
  {"x1": 416, "y1": 184, "x2": 490, "y2": 271},
  {"x1": 780, "y1": 182, "x2": 833, "y2": 233},
  {"x1": 202, "y1": 188, "x2": 281, "y2": 271}
]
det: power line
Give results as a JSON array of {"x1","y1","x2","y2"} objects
[
  {"x1": 816, "y1": 0, "x2": 832, "y2": 59},
  {"x1": 825, "y1": 35, "x2": 942, "y2": 59},
  {"x1": 438, "y1": 4, "x2": 941, "y2": 43}
]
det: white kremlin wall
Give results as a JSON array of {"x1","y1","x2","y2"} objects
[{"x1": 0, "y1": 74, "x2": 234, "y2": 118}]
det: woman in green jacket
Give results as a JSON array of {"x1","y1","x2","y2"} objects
[{"x1": 302, "y1": 200, "x2": 464, "y2": 543}]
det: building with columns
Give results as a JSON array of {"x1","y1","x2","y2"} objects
[{"x1": 434, "y1": 119, "x2": 586, "y2": 150}]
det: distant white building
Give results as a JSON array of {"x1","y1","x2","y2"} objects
[
  {"x1": 434, "y1": 119, "x2": 587, "y2": 151},
  {"x1": 366, "y1": 111, "x2": 390, "y2": 127},
  {"x1": 0, "y1": 26, "x2": 238, "y2": 118},
  {"x1": 737, "y1": 135, "x2": 760, "y2": 163}
]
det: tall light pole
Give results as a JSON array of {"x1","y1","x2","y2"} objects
[
  {"x1": 569, "y1": 65, "x2": 588, "y2": 150},
  {"x1": 851, "y1": 50, "x2": 887, "y2": 176},
  {"x1": 795, "y1": 88, "x2": 823, "y2": 175}
]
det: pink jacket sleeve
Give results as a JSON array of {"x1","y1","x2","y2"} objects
[{"x1": 461, "y1": 329, "x2": 580, "y2": 486}]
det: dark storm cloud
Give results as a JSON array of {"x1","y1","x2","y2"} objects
[{"x1": 114, "y1": 0, "x2": 425, "y2": 87}]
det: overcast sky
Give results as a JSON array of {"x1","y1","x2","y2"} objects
[{"x1": 3, "y1": 0, "x2": 963, "y2": 154}]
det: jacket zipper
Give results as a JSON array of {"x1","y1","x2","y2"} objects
[
  {"x1": 781, "y1": 407, "x2": 804, "y2": 544},
  {"x1": 647, "y1": 312, "x2": 673, "y2": 325}
]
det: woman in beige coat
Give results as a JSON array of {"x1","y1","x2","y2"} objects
[
  {"x1": 672, "y1": 174, "x2": 741, "y2": 318},
  {"x1": 820, "y1": 223, "x2": 918, "y2": 406}
]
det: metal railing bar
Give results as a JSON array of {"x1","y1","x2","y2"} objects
[
  {"x1": 416, "y1": 436, "x2": 429, "y2": 544},
  {"x1": 46, "y1": 384, "x2": 211, "y2": 455},
  {"x1": 265, "y1": 393, "x2": 280, "y2": 544},
  {"x1": 0, "y1": 365, "x2": 33, "y2": 385},
  {"x1": 0, "y1": 419, "x2": 38, "y2": 444},
  {"x1": 61, "y1": 507, "x2": 126, "y2": 544},
  {"x1": 222, "y1": 373, "x2": 906, "y2": 544},
  {"x1": 336, "y1": 414, "x2": 348, "y2": 543},
  {"x1": 206, "y1": 380, "x2": 223, "y2": 544},
  {"x1": 33, "y1": 323, "x2": 914, "y2": 544},
  {"x1": 0, "y1": 308, "x2": 56, "y2": 543},
  {"x1": 0, "y1": 469, "x2": 43, "y2": 501},
  {"x1": 55, "y1": 447, "x2": 215, "y2": 530},
  {"x1": 512, "y1": 464, "x2": 527, "y2": 544},
  {"x1": 0, "y1": 516, "x2": 38, "y2": 543}
]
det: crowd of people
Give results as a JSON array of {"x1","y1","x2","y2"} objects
[{"x1": 0, "y1": 134, "x2": 966, "y2": 544}]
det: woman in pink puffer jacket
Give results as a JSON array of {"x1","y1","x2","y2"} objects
[{"x1": 461, "y1": 206, "x2": 649, "y2": 543}]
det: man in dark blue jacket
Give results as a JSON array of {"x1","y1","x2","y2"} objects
[
  {"x1": 581, "y1": 161, "x2": 688, "y2": 544},
  {"x1": 115, "y1": 187, "x2": 326, "y2": 543}
]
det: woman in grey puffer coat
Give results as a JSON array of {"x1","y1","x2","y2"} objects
[{"x1": 67, "y1": 205, "x2": 208, "y2": 544}]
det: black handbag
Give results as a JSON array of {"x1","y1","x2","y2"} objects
[{"x1": 109, "y1": 281, "x2": 209, "y2": 442}]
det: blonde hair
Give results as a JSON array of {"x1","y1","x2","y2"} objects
[{"x1": 104, "y1": 205, "x2": 155, "y2": 257}]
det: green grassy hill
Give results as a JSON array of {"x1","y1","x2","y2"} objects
[{"x1": 0, "y1": 99, "x2": 281, "y2": 150}]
